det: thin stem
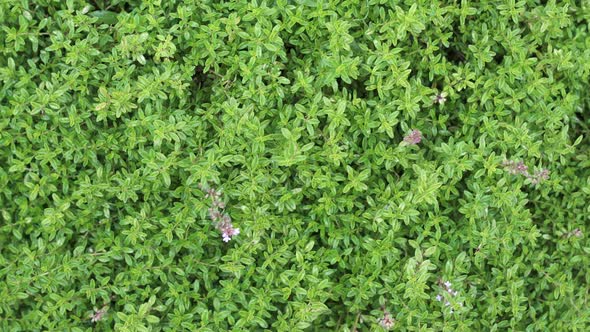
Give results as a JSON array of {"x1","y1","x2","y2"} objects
[{"x1": 351, "y1": 312, "x2": 361, "y2": 332}]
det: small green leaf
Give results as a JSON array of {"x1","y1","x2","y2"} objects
[{"x1": 89, "y1": 11, "x2": 118, "y2": 25}]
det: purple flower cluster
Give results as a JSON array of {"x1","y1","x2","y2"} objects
[
  {"x1": 502, "y1": 160, "x2": 550, "y2": 185},
  {"x1": 502, "y1": 160, "x2": 528, "y2": 175},
  {"x1": 403, "y1": 129, "x2": 422, "y2": 145},
  {"x1": 201, "y1": 184, "x2": 240, "y2": 242},
  {"x1": 89, "y1": 305, "x2": 108, "y2": 323},
  {"x1": 378, "y1": 308, "x2": 395, "y2": 330},
  {"x1": 435, "y1": 280, "x2": 463, "y2": 314},
  {"x1": 530, "y1": 168, "x2": 550, "y2": 185}
]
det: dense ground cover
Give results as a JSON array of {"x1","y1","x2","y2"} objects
[{"x1": 1, "y1": 0, "x2": 589, "y2": 330}]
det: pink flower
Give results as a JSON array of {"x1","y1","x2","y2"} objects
[
  {"x1": 530, "y1": 168, "x2": 550, "y2": 184},
  {"x1": 208, "y1": 207, "x2": 223, "y2": 221},
  {"x1": 378, "y1": 311, "x2": 395, "y2": 330},
  {"x1": 201, "y1": 184, "x2": 241, "y2": 242},
  {"x1": 89, "y1": 306, "x2": 108, "y2": 323},
  {"x1": 219, "y1": 220, "x2": 240, "y2": 242},
  {"x1": 503, "y1": 160, "x2": 529, "y2": 175},
  {"x1": 222, "y1": 227, "x2": 239, "y2": 242},
  {"x1": 403, "y1": 129, "x2": 422, "y2": 145},
  {"x1": 503, "y1": 160, "x2": 550, "y2": 185},
  {"x1": 433, "y1": 91, "x2": 448, "y2": 104},
  {"x1": 213, "y1": 200, "x2": 226, "y2": 209},
  {"x1": 565, "y1": 228, "x2": 583, "y2": 238}
]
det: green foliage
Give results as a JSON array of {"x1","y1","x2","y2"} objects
[{"x1": 1, "y1": 0, "x2": 589, "y2": 331}]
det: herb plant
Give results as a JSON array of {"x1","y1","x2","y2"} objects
[{"x1": 1, "y1": 0, "x2": 589, "y2": 331}]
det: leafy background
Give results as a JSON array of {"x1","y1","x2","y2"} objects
[{"x1": 0, "y1": 0, "x2": 589, "y2": 331}]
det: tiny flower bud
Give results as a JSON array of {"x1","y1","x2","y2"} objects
[{"x1": 403, "y1": 129, "x2": 422, "y2": 145}]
